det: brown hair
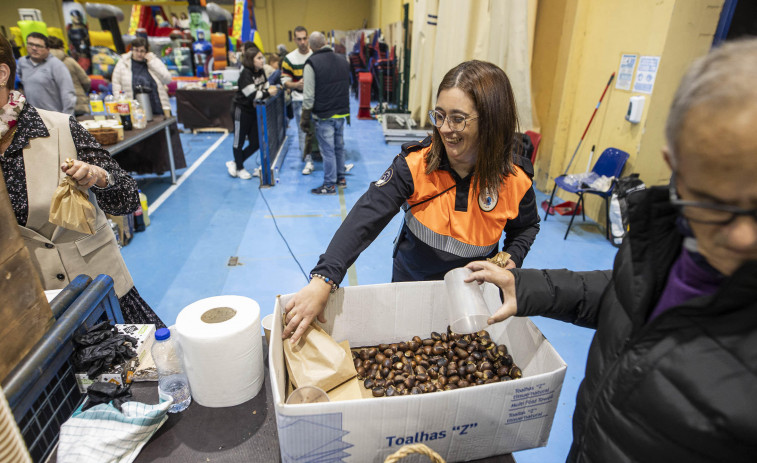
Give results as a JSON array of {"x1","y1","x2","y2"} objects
[
  {"x1": 427, "y1": 60, "x2": 519, "y2": 195},
  {"x1": 242, "y1": 46, "x2": 262, "y2": 69},
  {"x1": 0, "y1": 34, "x2": 16, "y2": 86},
  {"x1": 130, "y1": 37, "x2": 149, "y2": 51},
  {"x1": 47, "y1": 36, "x2": 65, "y2": 50},
  {"x1": 265, "y1": 52, "x2": 280, "y2": 66},
  {"x1": 26, "y1": 32, "x2": 48, "y2": 48}
]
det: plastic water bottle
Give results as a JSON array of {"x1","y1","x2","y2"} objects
[
  {"x1": 108, "y1": 218, "x2": 121, "y2": 248},
  {"x1": 89, "y1": 92, "x2": 105, "y2": 116},
  {"x1": 151, "y1": 328, "x2": 192, "y2": 413},
  {"x1": 138, "y1": 189, "x2": 150, "y2": 227},
  {"x1": 104, "y1": 93, "x2": 118, "y2": 119}
]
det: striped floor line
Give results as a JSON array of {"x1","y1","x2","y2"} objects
[{"x1": 148, "y1": 133, "x2": 229, "y2": 215}]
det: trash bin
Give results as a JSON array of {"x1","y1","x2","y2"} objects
[{"x1": 358, "y1": 72, "x2": 372, "y2": 119}]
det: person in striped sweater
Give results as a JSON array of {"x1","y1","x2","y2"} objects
[{"x1": 281, "y1": 26, "x2": 314, "y2": 175}]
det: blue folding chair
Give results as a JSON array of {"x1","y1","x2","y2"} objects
[{"x1": 544, "y1": 147, "x2": 630, "y2": 240}]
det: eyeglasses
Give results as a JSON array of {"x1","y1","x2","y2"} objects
[
  {"x1": 428, "y1": 110, "x2": 478, "y2": 133},
  {"x1": 669, "y1": 173, "x2": 757, "y2": 225},
  {"x1": 26, "y1": 42, "x2": 47, "y2": 50}
]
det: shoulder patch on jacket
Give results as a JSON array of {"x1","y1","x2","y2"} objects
[
  {"x1": 375, "y1": 167, "x2": 393, "y2": 187},
  {"x1": 400, "y1": 136, "x2": 432, "y2": 157}
]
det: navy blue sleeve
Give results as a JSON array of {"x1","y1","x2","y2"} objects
[
  {"x1": 311, "y1": 155, "x2": 414, "y2": 285},
  {"x1": 503, "y1": 185, "x2": 540, "y2": 267}
]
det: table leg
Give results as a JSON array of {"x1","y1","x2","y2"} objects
[{"x1": 165, "y1": 125, "x2": 177, "y2": 184}]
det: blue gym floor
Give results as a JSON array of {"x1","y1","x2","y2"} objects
[{"x1": 122, "y1": 96, "x2": 617, "y2": 462}]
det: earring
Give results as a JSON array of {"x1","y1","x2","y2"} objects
[{"x1": 0, "y1": 82, "x2": 5, "y2": 88}]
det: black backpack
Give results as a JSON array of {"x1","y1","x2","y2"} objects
[{"x1": 609, "y1": 174, "x2": 646, "y2": 246}]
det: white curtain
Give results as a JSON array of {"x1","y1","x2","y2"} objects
[
  {"x1": 409, "y1": 0, "x2": 440, "y2": 125},
  {"x1": 409, "y1": 0, "x2": 535, "y2": 130}
]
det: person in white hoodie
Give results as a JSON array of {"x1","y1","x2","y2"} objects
[{"x1": 111, "y1": 37, "x2": 172, "y2": 116}]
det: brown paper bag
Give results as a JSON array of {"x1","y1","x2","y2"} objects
[
  {"x1": 49, "y1": 177, "x2": 97, "y2": 234},
  {"x1": 326, "y1": 341, "x2": 364, "y2": 402},
  {"x1": 282, "y1": 308, "x2": 357, "y2": 393}
]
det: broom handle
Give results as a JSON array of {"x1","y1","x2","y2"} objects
[{"x1": 563, "y1": 72, "x2": 615, "y2": 175}]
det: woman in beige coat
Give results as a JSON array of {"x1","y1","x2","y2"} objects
[
  {"x1": 111, "y1": 37, "x2": 172, "y2": 116},
  {"x1": 48, "y1": 36, "x2": 91, "y2": 116},
  {"x1": 0, "y1": 35, "x2": 165, "y2": 327}
]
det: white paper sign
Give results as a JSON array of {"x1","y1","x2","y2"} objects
[
  {"x1": 616, "y1": 54, "x2": 637, "y2": 91},
  {"x1": 633, "y1": 55, "x2": 660, "y2": 94}
]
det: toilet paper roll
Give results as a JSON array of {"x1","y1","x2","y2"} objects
[{"x1": 175, "y1": 296, "x2": 264, "y2": 407}]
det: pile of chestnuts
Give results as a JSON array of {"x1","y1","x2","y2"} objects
[{"x1": 352, "y1": 327, "x2": 522, "y2": 398}]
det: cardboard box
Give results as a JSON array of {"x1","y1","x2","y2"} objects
[
  {"x1": 271, "y1": 281, "x2": 567, "y2": 462},
  {"x1": 0, "y1": 173, "x2": 54, "y2": 382},
  {"x1": 75, "y1": 370, "x2": 125, "y2": 393}
]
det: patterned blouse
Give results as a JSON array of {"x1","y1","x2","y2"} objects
[
  {"x1": 0, "y1": 104, "x2": 140, "y2": 225},
  {"x1": 0, "y1": 105, "x2": 165, "y2": 327}
]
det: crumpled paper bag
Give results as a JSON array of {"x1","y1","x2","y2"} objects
[
  {"x1": 49, "y1": 176, "x2": 97, "y2": 234},
  {"x1": 282, "y1": 307, "x2": 357, "y2": 393}
]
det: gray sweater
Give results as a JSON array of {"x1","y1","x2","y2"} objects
[{"x1": 17, "y1": 55, "x2": 77, "y2": 115}]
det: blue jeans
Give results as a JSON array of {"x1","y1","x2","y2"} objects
[
  {"x1": 315, "y1": 117, "x2": 346, "y2": 187},
  {"x1": 291, "y1": 100, "x2": 311, "y2": 163}
]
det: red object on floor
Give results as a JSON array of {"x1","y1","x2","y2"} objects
[
  {"x1": 541, "y1": 200, "x2": 582, "y2": 216},
  {"x1": 357, "y1": 72, "x2": 372, "y2": 119}
]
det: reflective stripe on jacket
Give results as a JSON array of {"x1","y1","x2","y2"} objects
[{"x1": 404, "y1": 144, "x2": 534, "y2": 257}]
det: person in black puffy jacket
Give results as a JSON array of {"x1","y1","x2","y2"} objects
[
  {"x1": 467, "y1": 39, "x2": 757, "y2": 462},
  {"x1": 227, "y1": 46, "x2": 279, "y2": 180}
]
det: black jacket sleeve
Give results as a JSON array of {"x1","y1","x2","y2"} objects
[
  {"x1": 311, "y1": 155, "x2": 414, "y2": 285},
  {"x1": 503, "y1": 154, "x2": 540, "y2": 267},
  {"x1": 502, "y1": 186, "x2": 540, "y2": 267},
  {"x1": 70, "y1": 117, "x2": 140, "y2": 216},
  {"x1": 237, "y1": 68, "x2": 270, "y2": 103},
  {"x1": 511, "y1": 268, "x2": 612, "y2": 329}
]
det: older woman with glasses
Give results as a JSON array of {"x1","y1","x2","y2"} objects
[
  {"x1": 111, "y1": 37, "x2": 173, "y2": 116},
  {"x1": 283, "y1": 60, "x2": 540, "y2": 343}
]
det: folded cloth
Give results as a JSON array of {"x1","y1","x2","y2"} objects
[{"x1": 57, "y1": 398, "x2": 172, "y2": 463}]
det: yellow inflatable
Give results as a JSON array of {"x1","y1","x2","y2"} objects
[
  {"x1": 89, "y1": 30, "x2": 117, "y2": 52},
  {"x1": 10, "y1": 27, "x2": 25, "y2": 56}
]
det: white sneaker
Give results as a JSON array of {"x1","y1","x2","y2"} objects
[
  {"x1": 226, "y1": 160, "x2": 238, "y2": 177},
  {"x1": 237, "y1": 168, "x2": 253, "y2": 180},
  {"x1": 252, "y1": 167, "x2": 261, "y2": 177},
  {"x1": 302, "y1": 161, "x2": 314, "y2": 175},
  {"x1": 345, "y1": 163, "x2": 354, "y2": 172}
]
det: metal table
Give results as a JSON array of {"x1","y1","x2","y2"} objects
[
  {"x1": 175, "y1": 89, "x2": 235, "y2": 133},
  {"x1": 44, "y1": 339, "x2": 515, "y2": 463},
  {"x1": 106, "y1": 116, "x2": 180, "y2": 184}
]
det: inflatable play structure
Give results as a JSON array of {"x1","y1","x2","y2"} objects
[{"x1": 7, "y1": 0, "x2": 266, "y2": 83}]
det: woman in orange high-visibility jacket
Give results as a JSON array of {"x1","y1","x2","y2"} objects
[{"x1": 283, "y1": 60, "x2": 540, "y2": 343}]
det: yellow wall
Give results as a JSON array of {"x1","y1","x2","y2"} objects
[
  {"x1": 0, "y1": 0, "x2": 65, "y2": 43},
  {"x1": 269, "y1": 0, "x2": 371, "y2": 52},
  {"x1": 531, "y1": 0, "x2": 723, "y2": 227},
  {"x1": 368, "y1": 0, "x2": 412, "y2": 31}
]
